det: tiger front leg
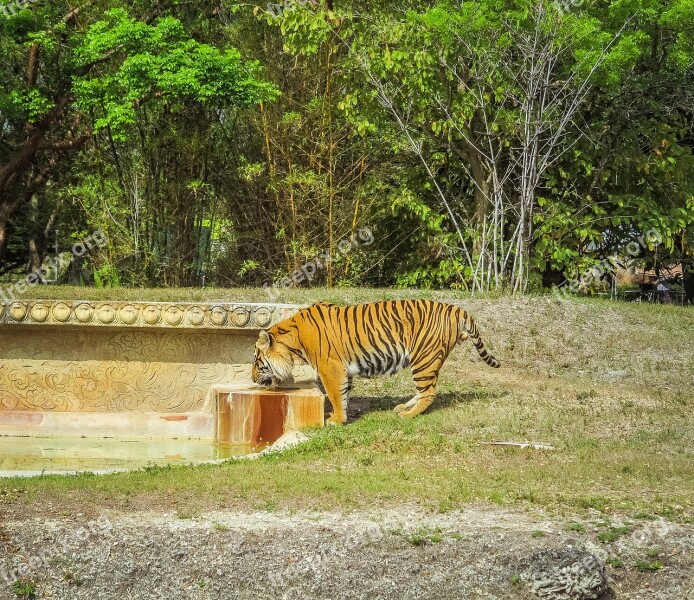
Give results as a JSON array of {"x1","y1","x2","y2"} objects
[{"x1": 319, "y1": 363, "x2": 351, "y2": 425}]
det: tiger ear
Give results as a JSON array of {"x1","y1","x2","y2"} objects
[{"x1": 258, "y1": 330, "x2": 272, "y2": 351}]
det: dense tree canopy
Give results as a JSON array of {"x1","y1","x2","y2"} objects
[{"x1": 1, "y1": 0, "x2": 692, "y2": 294}]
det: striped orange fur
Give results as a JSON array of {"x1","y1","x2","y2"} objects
[{"x1": 252, "y1": 300, "x2": 500, "y2": 424}]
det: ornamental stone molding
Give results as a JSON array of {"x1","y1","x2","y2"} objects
[{"x1": 0, "y1": 300, "x2": 301, "y2": 330}]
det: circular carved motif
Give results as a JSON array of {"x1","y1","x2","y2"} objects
[
  {"x1": 30, "y1": 303, "x2": 50, "y2": 323},
  {"x1": 210, "y1": 306, "x2": 228, "y2": 326},
  {"x1": 186, "y1": 305, "x2": 205, "y2": 327},
  {"x1": 0, "y1": 300, "x2": 294, "y2": 329},
  {"x1": 143, "y1": 305, "x2": 161, "y2": 325},
  {"x1": 163, "y1": 305, "x2": 184, "y2": 326},
  {"x1": 9, "y1": 302, "x2": 27, "y2": 321},
  {"x1": 120, "y1": 305, "x2": 139, "y2": 325},
  {"x1": 253, "y1": 307, "x2": 273, "y2": 328},
  {"x1": 52, "y1": 302, "x2": 71, "y2": 322},
  {"x1": 74, "y1": 303, "x2": 94, "y2": 323},
  {"x1": 230, "y1": 307, "x2": 250, "y2": 327},
  {"x1": 97, "y1": 304, "x2": 116, "y2": 324}
]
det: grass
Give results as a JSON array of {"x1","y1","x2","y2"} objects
[
  {"x1": 401, "y1": 525, "x2": 446, "y2": 546},
  {"x1": 1, "y1": 289, "x2": 693, "y2": 521},
  {"x1": 391, "y1": 524, "x2": 458, "y2": 545},
  {"x1": 597, "y1": 526, "x2": 632, "y2": 543},
  {"x1": 175, "y1": 509, "x2": 198, "y2": 520},
  {"x1": 635, "y1": 560, "x2": 665, "y2": 572},
  {"x1": 12, "y1": 579, "x2": 36, "y2": 599},
  {"x1": 10, "y1": 284, "x2": 502, "y2": 304}
]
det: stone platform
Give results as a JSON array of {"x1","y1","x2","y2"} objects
[
  {"x1": 0, "y1": 300, "x2": 319, "y2": 441},
  {"x1": 216, "y1": 386, "x2": 324, "y2": 448}
]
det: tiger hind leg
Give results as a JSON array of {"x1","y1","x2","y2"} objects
[
  {"x1": 398, "y1": 389, "x2": 436, "y2": 419},
  {"x1": 394, "y1": 396, "x2": 417, "y2": 414},
  {"x1": 398, "y1": 357, "x2": 442, "y2": 419}
]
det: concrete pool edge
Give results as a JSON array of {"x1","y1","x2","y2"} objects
[
  {"x1": 0, "y1": 299, "x2": 304, "y2": 330},
  {"x1": 0, "y1": 410, "x2": 214, "y2": 438},
  {"x1": 0, "y1": 300, "x2": 324, "y2": 474}
]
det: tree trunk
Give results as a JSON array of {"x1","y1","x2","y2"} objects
[
  {"x1": 0, "y1": 221, "x2": 8, "y2": 263},
  {"x1": 683, "y1": 260, "x2": 694, "y2": 304},
  {"x1": 27, "y1": 238, "x2": 42, "y2": 274}
]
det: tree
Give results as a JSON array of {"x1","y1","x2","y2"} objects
[{"x1": 0, "y1": 2, "x2": 277, "y2": 282}]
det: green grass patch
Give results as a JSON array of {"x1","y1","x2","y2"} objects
[
  {"x1": 635, "y1": 560, "x2": 664, "y2": 572},
  {"x1": 12, "y1": 579, "x2": 36, "y2": 599},
  {"x1": 597, "y1": 526, "x2": 632, "y2": 543},
  {"x1": 397, "y1": 525, "x2": 446, "y2": 546}
]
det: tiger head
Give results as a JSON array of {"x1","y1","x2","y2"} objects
[{"x1": 251, "y1": 329, "x2": 295, "y2": 387}]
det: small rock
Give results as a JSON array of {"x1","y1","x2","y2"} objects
[{"x1": 519, "y1": 546, "x2": 609, "y2": 600}]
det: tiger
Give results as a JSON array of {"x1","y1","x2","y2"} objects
[{"x1": 251, "y1": 300, "x2": 500, "y2": 424}]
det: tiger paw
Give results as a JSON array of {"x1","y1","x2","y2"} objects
[
  {"x1": 397, "y1": 409, "x2": 418, "y2": 419},
  {"x1": 326, "y1": 413, "x2": 346, "y2": 426},
  {"x1": 393, "y1": 403, "x2": 408, "y2": 414}
]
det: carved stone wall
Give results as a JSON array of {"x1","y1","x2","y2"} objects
[
  {"x1": 0, "y1": 328, "x2": 255, "y2": 413},
  {"x1": 0, "y1": 301, "x2": 302, "y2": 437}
]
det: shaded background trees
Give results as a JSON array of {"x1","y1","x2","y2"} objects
[{"x1": 1, "y1": 0, "x2": 692, "y2": 293}]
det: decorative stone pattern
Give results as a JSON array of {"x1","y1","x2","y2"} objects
[
  {"x1": 0, "y1": 300, "x2": 300, "y2": 330},
  {"x1": 0, "y1": 302, "x2": 305, "y2": 436},
  {"x1": 0, "y1": 328, "x2": 258, "y2": 414}
]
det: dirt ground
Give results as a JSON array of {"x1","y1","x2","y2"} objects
[{"x1": 1, "y1": 506, "x2": 691, "y2": 600}]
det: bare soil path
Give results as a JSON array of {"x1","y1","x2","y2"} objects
[{"x1": 1, "y1": 507, "x2": 691, "y2": 600}]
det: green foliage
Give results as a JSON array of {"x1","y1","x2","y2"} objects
[
  {"x1": 597, "y1": 525, "x2": 631, "y2": 542},
  {"x1": 12, "y1": 579, "x2": 36, "y2": 599},
  {"x1": 606, "y1": 556, "x2": 624, "y2": 568},
  {"x1": 0, "y1": 0, "x2": 692, "y2": 294},
  {"x1": 73, "y1": 9, "x2": 278, "y2": 140},
  {"x1": 7, "y1": 88, "x2": 55, "y2": 123},
  {"x1": 635, "y1": 559, "x2": 664, "y2": 571}
]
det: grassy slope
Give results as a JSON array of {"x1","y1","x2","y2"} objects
[{"x1": 1, "y1": 288, "x2": 693, "y2": 521}]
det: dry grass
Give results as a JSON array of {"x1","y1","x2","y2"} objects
[{"x1": 1, "y1": 290, "x2": 692, "y2": 521}]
